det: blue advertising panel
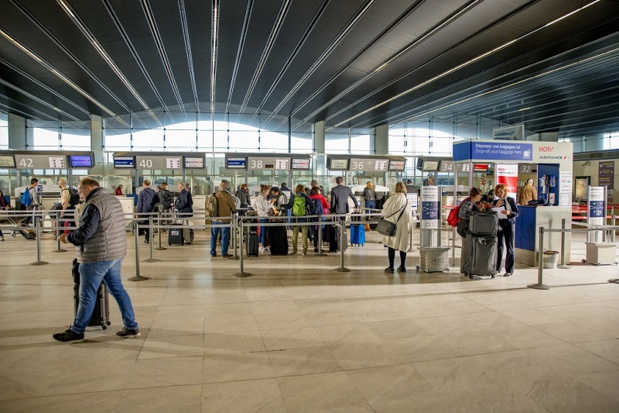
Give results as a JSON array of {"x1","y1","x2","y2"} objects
[
  {"x1": 421, "y1": 202, "x2": 439, "y2": 220},
  {"x1": 453, "y1": 141, "x2": 533, "y2": 162}
]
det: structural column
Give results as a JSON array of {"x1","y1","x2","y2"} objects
[
  {"x1": 314, "y1": 120, "x2": 326, "y2": 176},
  {"x1": 374, "y1": 124, "x2": 388, "y2": 155},
  {"x1": 8, "y1": 113, "x2": 32, "y2": 150}
]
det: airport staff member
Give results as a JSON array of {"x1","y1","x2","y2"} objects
[
  {"x1": 518, "y1": 178, "x2": 537, "y2": 205},
  {"x1": 53, "y1": 177, "x2": 140, "y2": 342}
]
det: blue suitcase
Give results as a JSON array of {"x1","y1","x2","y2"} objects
[{"x1": 350, "y1": 224, "x2": 365, "y2": 246}]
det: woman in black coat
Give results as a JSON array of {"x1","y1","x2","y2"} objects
[{"x1": 492, "y1": 183, "x2": 519, "y2": 277}]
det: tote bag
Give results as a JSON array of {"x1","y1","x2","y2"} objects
[{"x1": 376, "y1": 205, "x2": 407, "y2": 236}]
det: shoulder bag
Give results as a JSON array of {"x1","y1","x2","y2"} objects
[{"x1": 375, "y1": 204, "x2": 407, "y2": 236}]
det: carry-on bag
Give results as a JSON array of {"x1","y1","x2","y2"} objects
[
  {"x1": 268, "y1": 225, "x2": 288, "y2": 255},
  {"x1": 468, "y1": 211, "x2": 498, "y2": 236},
  {"x1": 72, "y1": 259, "x2": 111, "y2": 329},
  {"x1": 8, "y1": 217, "x2": 36, "y2": 240},
  {"x1": 349, "y1": 223, "x2": 365, "y2": 246},
  {"x1": 329, "y1": 224, "x2": 340, "y2": 252},
  {"x1": 461, "y1": 234, "x2": 497, "y2": 278},
  {"x1": 247, "y1": 229, "x2": 259, "y2": 257},
  {"x1": 168, "y1": 223, "x2": 194, "y2": 246}
]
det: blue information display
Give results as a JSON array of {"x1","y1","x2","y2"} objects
[
  {"x1": 226, "y1": 158, "x2": 246, "y2": 169},
  {"x1": 69, "y1": 155, "x2": 93, "y2": 168},
  {"x1": 114, "y1": 157, "x2": 135, "y2": 168},
  {"x1": 454, "y1": 141, "x2": 533, "y2": 162},
  {"x1": 589, "y1": 200, "x2": 605, "y2": 218},
  {"x1": 421, "y1": 201, "x2": 439, "y2": 220}
]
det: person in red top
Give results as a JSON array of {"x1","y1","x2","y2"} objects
[
  {"x1": 115, "y1": 184, "x2": 124, "y2": 196},
  {"x1": 309, "y1": 186, "x2": 330, "y2": 252}
]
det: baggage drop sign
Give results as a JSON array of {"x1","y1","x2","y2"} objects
[{"x1": 421, "y1": 186, "x2": 440, "y2": 229}]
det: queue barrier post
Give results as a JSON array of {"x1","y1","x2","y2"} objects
[
  {"x1": 233, "y1": 218, "x2": 251, "y2": 277},
  {"x1": 156, "y1": 211, "x2": 167, "y2": 251},
  {"x1": 144, "y1": 215, "x2": 158, "y2": 263},
  {"x1": 129, "y1": 221, "x2": 149, "y2": 282},
  {"x1": 528, "y1": 226, "x2": 550, "y2": 290},
  {"x1": 558, "y1": 218, "x2": 570, "y2": 269},
  {"x1": 31, "y1": 221, "x2": 48, "y2": 266},
  {"x1": 51, "y1": 215, "x2": 68, "y2": 253},
  {"x1": 335, "y1": 218, "x2": 351, "y2": 272},
  {"x1": 231, "y1": 214, "x2": 240, "y2": 261}
]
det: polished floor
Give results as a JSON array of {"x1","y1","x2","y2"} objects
[{"x1": 0, "y1": 227, "x2": 618, "y2": 412}]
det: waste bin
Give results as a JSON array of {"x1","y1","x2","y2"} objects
[{"x1": 543, "y1": 250, "x2": 559, "y2": 269}]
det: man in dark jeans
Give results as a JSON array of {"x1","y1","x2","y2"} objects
[{"x1": 54, "y1": 177, "x2": 140, "y2": 342}]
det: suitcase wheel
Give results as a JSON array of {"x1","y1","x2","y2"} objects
[
  {"x1": 491, "y1": 275, "x2": 495, "y2": 279},
  {"x1": 102, "y1": 324, "x2": 107, "y2": 330},
  {"x1": 581, "y1": 259, "x2": 586, "y2": 263}
]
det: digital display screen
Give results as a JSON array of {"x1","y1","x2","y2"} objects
[
  {"x1": 474, "y1": 163, "x2": 489, "y2": 172},
  {"x1": 389, "y1": 160, "x2": 406, "y2": 171},
  {"x1": 422, "y1": 161, "x2": 440, "y2": 171},
  {"x1": 291, "y1": 158, "x2": 310, "y2": 170},
  {"x1": 0, "y1": 155, "x2": 16, "y2": 168},
  {"x1": 184, "y1": 157, "x2": 204, "y2": 169},
  {"x1": 226, "y1": 158, "x2": 246, "y2": 169},
  {"x1": 114, "y1": 156, "x2": 135, "y2": 168},
  {"x1": 69, "y1": 155, "x2": 93, "y2": 168},
  {"x1": 329, "y1": 159, "x2": 348, "y2": 170}
]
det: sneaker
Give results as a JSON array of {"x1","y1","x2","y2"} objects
[
  {"x1": 116, "y1": 327, "x2": 141, "y2": 338},
  {"x1": 384, "y1": 267, "x2": 395, "y2": 274},
  {"x1": 302, "y1": 251, "x2": 307, "y2": 256},
  {"x1": 260, "y1": 247, "x2": 268, "y2": 254},
  {"x1": 53, "y1": 328, "x2": 84, "y2": 342}
]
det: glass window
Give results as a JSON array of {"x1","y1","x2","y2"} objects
[
  {"x1": 30, "y1": 120, "x2": 59, "y2": 150},
  {"x1": 165, "y1": 129, "x2": 197, "y2": 151},
  {"x1": 132, "y1": 128, "x2": 164, "y2": 150},
  {"x1": 350, "y1": 130, "x2": 371, "y2": 155},
  {"x1": 0, "y1": 112, "x2": 7, "y2": 149},
  {"x1": 61, "y1": 128, "x2": 90, "y2": 150},
  {"x1": 325, "y1": 129, "x2": 349, "y2": 154},
  {"x1": 291, "y1": 132, "x2": 312, "y2": 154}
]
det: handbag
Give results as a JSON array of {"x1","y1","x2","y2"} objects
[{"x1": 376, "y1": 204, "x2": 407, "y2": 236}]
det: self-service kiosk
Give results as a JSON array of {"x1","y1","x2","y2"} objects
[{"x1": 453, "y1": 140, "x2": 573, "y2": 266}]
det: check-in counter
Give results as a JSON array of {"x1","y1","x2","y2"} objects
[
  {"x1": 115, "y1": 196, "x2": 136, "y2": 225},
  {"x1": 515, "y1": 206, "x2": 571, "y2": 266}
]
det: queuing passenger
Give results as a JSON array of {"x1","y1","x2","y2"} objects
[
  {"x1": 58, "y1": 178, "x2": 77, "y2": 237},
  {"x1": 362, "y1": 181, "x2": 377, "y2": 212},
  {"x1": 0, "y1": 188, "x2": 8, "y2": 241},
  {"x1": 330, "y1": 176, "x2": 358, "y2": 217},
  {"x1": 457, "y1": 187, "x2": 483, "y2": 237},
  {"x1": 493, "y1": 184, "x2": 519, "y2": 277},
  {"x1": 290, "y1": 184, "x2": 311, "y2": 255},
  {"x1": 309, "y1": 187, "x2": 329, "y2": 252},
  {"x1": 137, "y1": 180, "x2": 157, "y2": 244},
  {"x1": 280, "y1": 183, "x2": 292, "y2": 198},
  {"x1": 54, "y1": 177, "x2": 140, "y2": 342},
  {"x1": 156, "y1": 182, "x2": 174, "y2": 214},
  {"x1": 115, "y1": 184, "x2": 124, "y2": 196},
  {"x1": 518, "y1": 178, "x2": 537, "y2": 206},
  {"x1": 405, "y1": 179, "x2": 419, "y2": 194},
  {"x1": 381, "y1": 182, "x2": 413, "y2": 274},
  {"x1": 235, "y1": 183, "x2": 251, "y2": 211},
  {"x1": 210, "y1": 182, "x2": 236, "y2": 258},
  {"x1": 255, "y1": 184, "x2": 273, "y2": 254},
  {"x1": 175, "y1": 182, "x2": 193, "y2": 217},
  {"x1": 22, "y1": 178, "x2": 39, "y2": 226}
]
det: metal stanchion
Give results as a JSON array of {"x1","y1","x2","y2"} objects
[
  {"x1": 558, "y1": 218, "x2": 570, "y2": 269},
  {"x1": 335, "y1": 219, "x2": 351, "y2": 272},
  {"x1": 233, "y1": 219, "x2": 251, "y2": 277},
  {"x1": 156, "y1": 211, "x2": 167, "y2": 251},
  {"x1": 612, "y1": 206, "x2": 616, "y2": 243},
  {"x1": 528, "y1": 227, "x2": 549, "y2": 290},
  {"x1": 51, "y1": 216, "x2": 67, "y2": 253},
  {"x1": 144, "y1": 215, "x2": 158, "y2": 263},
  {"x1": 231, "y1": 214, "x2": 240, "y2": 260},
  {"x1": 129, "y1": 221, "x2": 149, "y2": 281},
  {"x1": 31, "y1": 224, "x2": 48, "y2": 265}
]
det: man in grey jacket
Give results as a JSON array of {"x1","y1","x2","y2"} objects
[
  {"x1": 330, "y1": 176, "x2": 358, "y2": 215},
  {"x1": 53, "y1": 177, "x2": 140, "y2": 342}
]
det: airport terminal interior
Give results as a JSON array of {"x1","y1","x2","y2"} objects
[{"x1": 1, "y1": 0, "x2": 619, "y2": 412}]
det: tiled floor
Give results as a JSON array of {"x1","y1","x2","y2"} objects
[{"x1": 0, "y1": 228, "x2": 618, "y2": 412}]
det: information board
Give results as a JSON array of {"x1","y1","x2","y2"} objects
[
  {"x1": 422, "y1": 160, "x2": 440, "y2": 171},
  {"x1": 421, "y1": 186, "x2": 440, "y2": 229},
  {"x1": 113, "y1": 156, "x2": 135, "y2": 168},
  {"x1": 136, "y1": 155, "x2": 182, "y2": 170},
  {"x1": 69, "y1": 155, "x2": 93, "y2": 168},
  {"x1": 226, "y1": 158, "x2": 246, "y2": 169},
  {"x1": 184, "y1": 157, "x2": 205, "y2": 169},
  {"x1": 291, "y1": 158, "x2": 310, "y2": 170},
  {"x1": 349, "y1": 158, "x2": 389, "y2": 172},
  {"x1": 248, "y1": 157, "x2": 290, "y2": 170},
  {"x1": 0, "y1": 155, "x2": 16, "y2": 168},
  {"x1": 15, "y1": 154, "x2": 67, "y2": 169},
  {"x1": 389, "y1": 160, "x2": 406, "y2": 171},
  {"x1": 588, "y1": 186, "x2": 605, "y2": 226},
  {"x1": 328, "y1": 159, "x2": 348, "y2": 170}
]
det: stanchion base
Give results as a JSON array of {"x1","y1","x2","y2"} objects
[
  {"x1": 233, "y1": 272, "x2": 252, "y2": 278},
  {"x1": 230, "y1": 256, "x2": 240, "y2": 261},
  {"x1": 334, "y1": 267, "x2": 351, "y2": 272},
  {"x1": 31, "y1": 261, "x2": 49, "y2": 266},
  {"x1": 128, "y1": 275, "x2": 150, "y2": 282},
  {"x1": 155, "y1": 247, "x2": 167, "y2": 251},
  {"x1": 558, "y1": 265, "x2": 571, "y2": 269},
  {"x1": 143, "y1": 259, "x2": 160, "y2": 263},
  {"x1": 608, "y1": 278, "x2": 619, "y2": 284},
  {"x1": 314, "y1": 253, "x2": 328, "y2": 257},
  {"x1": 52, "y1": 249, "x2": 68, "y2": 253},
  {"x1": 527, "y1": 283, "x2": 550, "y2": 290}
]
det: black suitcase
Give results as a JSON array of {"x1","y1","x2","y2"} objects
[
  {"x1": 168, "y1": 224, "x2": 194, "y2": 245},
  {"x1": 329, "y1": 224, "x2": 340, "y2": 253},
  {"x1": 461, "y1": 234, "x2": 498, "y2": 278},
  {"x1": 247, "y1": 229, "x2": 259, "y2": 257},
  {"x1": 268, "y1": 225, "x2": 288, "y2": 255},
  {"x1": 72, "y1": 259, "x2": 111, "y2": 329}
]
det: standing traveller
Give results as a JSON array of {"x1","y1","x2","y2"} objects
[
  {"x1": 115, "y1": 184, "x2": 124, "y2": 196},
  {"x1": 22, "y1": 178, "x2": 40, "y2": 226},
  {"x1": 405, "y1": 179, "x2": 419, "y2": 195},
  {"x1": 235, "y1": 183, "x2": 251, "y2": 213},
  {"x1": 362, "y1": 181, "x2": 377, "y2": 212},
  {"x1": 518, "y1": 178, "x2": 537, "y2": 205},
  {"x1": 381, "y1": 182, "x2": 413, "y2": 274},
  {"x1": 175, "y1": 182, "x2": 193, "y2": 217},
  {"x1": 493, "y1": 184, "x2": 519, "y2": 277},
  {"x1": 309, "y1": 187, "x2": 329, "y2": 252},
  {"x1": 255, "y1": 184, "x2": 274, "y2": 254},
  {"x1": 53, "y1": 178, "x2": 140, "y2": 342},
  {"x1": 58, "y1": 178, "x2": 79, "y2": 237},
  {"x1": 290, "y1": 184, "x2": 311, "y2": 255},
  {"x1": 330, "y1": 176, "x2": 358, "y2": 216},
  {"x1": 210, "y1": 182, "x2": 236, "y2": 258},
  {"x1": 137, "y1": 180, "x2": 157, "y2": 244},
  {"x1": 156, "y1": 182, "x2": 174, "y2": 215}
]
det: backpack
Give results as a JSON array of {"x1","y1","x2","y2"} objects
[
  {"x1": 65, "y1": 188, "x2": 80, "y2": 207},
  {"x1": 307, "y1": 197, "x2": 322, "y2": 216},
  {"x1": 21, "y1": 188, "x2": 32, "y2": 207},
  {"x1": 206, "y1": 194, "x2": 219, "y2": 217},
  {"x1": 292, "y1": 195, "x2": 306, "y2": 216},
  {"x1": 447, "y1": 197, "x2": 469, "y2": 227},
  {"x1": 147, "y1": 188, "x2": 159, "y2": 212}
]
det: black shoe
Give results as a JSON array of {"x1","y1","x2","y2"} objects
[
  {"x1": 397, "y1": 266, "x2": 407, "y2": 273},
  {"x1": 384, "y1": 267, "x2": 394, "y2": 274},
  {"x1": 314, "y1": 248, "x2": 318, "y2": 253},
  {"x1": 116, "y1": 327, "x2": 141, "y2": 338},
  {"x1": 221, "y1": 254, "x2": 233, "y2": 258},
  {"x1": 53, "y1": 328, "x2": 84, "y2": 342},
  {"x1": 144, "y1": 238, "x2": 149, "y2": 244},
  {"x1": 504, "y1": 273, "x2": 512, "y2": 277}
]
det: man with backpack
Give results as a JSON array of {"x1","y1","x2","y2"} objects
[
  {"x1": 21, "y1": 178, "x2": 40, "y2": 226},
  {"x1": 137, "y1": 180, "x2": 158, "y2": 244},
  {"x1": 289, "y1": 184, "x2": 313, "y2": 255}
]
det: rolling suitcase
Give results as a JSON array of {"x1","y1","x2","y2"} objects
[
  {"x1": 468, "y1": 211, "x2": 498, "y2": 236},
  {"x1": 329, "y1": 224, "x2": 340, "y2": 252},
  {"x1": 269, "y1": 225, "x2": 288, "y2": 255},
  {"x1": 72, "y1": 259, "x2": 111, "y2": 329},
  {"x1": 247, "y1": 229, "x2": 259, "y2": 257},
  {"x1": 349, "y1": 224, "x2": 365, "y2": 246},
  {"x1": 168, "y1": 223, "x2": 194, "y2": 245},
  {"x1": 461, "y1": 234, "x2": 497, "y2": 278}
]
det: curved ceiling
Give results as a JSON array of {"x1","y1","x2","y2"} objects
[{"x1": 0, "y1": 0, "x2": 618, "y2": 138}]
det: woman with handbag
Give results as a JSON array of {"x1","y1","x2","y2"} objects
[
  {"x1": 492, "y1": 183, "x2": 519, "y2": 277},
  {"x1": 380, "y1": 182, "x2": 413, "y2": 274},
  {"x1": 255, "y1": 184, "x2": 273, "y2": 254}
]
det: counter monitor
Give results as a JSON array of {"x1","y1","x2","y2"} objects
[
  {"x1": 69, "y1": 155, "x2": 93, "y2": 168},
  {"x1": 184, "y1": 157, "x2": 205, "y2": 169},
  {"x1": 388, "y1": 160, "x2": 406, "y2": 171},
  {"x1": 291, "y1": 158, "x2": 310, "y2": 170},
  {"x1": 114, "y1": 156, "x2": 135, "y2": 169},
  {"x1": 328, "y1": 158, "x2": 349, "y2": 170},
  {"x1": 226, "y1": 158, "x2": 246, "y2": 169},
  {"x1": 0, "y1": 155, "x2": 16, "y2": 168}
]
